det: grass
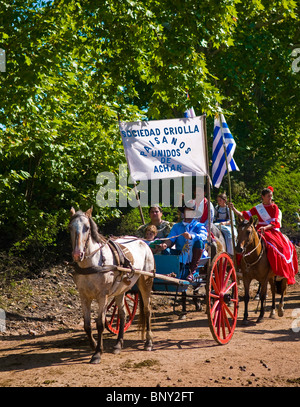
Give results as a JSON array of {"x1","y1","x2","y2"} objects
[
  {"x1": 0, "y1": 279, "x2": 34, "y2": 309},
  {"x1": 120, "y1": 359, "x2": 160, "y2": 370},
  {"x1": 286, "y1": 377, "x2": 300, "y2": 385}
]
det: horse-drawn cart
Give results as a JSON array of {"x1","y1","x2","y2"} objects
[
  {"x1": 69, "y1": 114, "x2": 240, "y2": 364},
  {"x1": 103, "y1": 114, "x2": 239, "y2": 345},
  {"x1": 105, "y1": 250, "x2": 238, "y2": 346}
]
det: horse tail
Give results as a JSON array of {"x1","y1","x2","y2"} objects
[{"x1": 215, "y1": 236, "x2": 224, "y2": 253}]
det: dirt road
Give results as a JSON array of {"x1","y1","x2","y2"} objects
[{"x1": 0, "y1": 267, "x2": 299, "y2": 388}]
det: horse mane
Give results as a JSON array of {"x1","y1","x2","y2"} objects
[
  {"x1": 239, "y1": 217, "x2": 258, "y2": 228},
  {"x1": 69, "y1": 210, "x2": 106, "y2": 244},
  {"x1": 89, "y1": 217, "x2": 107, "y2": 244}
]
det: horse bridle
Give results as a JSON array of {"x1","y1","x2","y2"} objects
[
  {"x1": 69, "y1": 214, "x2": 137, "y2": 268},
  {"x1": 70, "y1": 214, "x2": 105, "y2": 261},
  {"x1": 69, "y1": 213, "x2": 158, "y2": 280},
  {"x1": 241, "y1": 225, "x2": 264, "y2": 270}
]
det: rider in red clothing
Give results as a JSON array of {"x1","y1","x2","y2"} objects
[{"x1": 229, "y1": 187, "x2": 298, "y2": 284}]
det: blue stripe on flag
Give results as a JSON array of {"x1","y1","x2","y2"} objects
[
  {"x1": 212, "y1": 155, "x2": 226, "y2": 185},
  {"x1": 213, "y1": 125, "x2": 220, "y2": 136},
  {"x1": 212, "y1": 137, "x2": 223, "y2": 162},
  {"x1": 212, "y1": 114, "x2": 239, "y2": 188},
  {"x1": 230, "y1": 160, "x2": 237, "y2": 171}
]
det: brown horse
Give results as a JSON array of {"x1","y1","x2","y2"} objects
[
  {"x1": 211, "y1": 223, "x2": 226, "y2": 257},
  {"x1": 235, "y1": 217, "x2": 287, "y2": 324}
]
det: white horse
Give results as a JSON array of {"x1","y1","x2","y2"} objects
[{"x1": 69, "y1": 207, "x2": 154, "y2": 364}]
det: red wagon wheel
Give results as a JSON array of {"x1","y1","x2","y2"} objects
[
  {"x1": 105, "y1": 292, "x2": 139, "y2": 335},
  {"x1": 206, "y1": 252, "x2": 238, "y2": 345}
]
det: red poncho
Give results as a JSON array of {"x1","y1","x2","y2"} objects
[{"x1": 242, "y1": 203, "x2": 298, "y2": 285}]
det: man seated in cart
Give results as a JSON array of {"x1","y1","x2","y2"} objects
[
  {"x1": 179, "y1": 184, "x2": 214, "y2": 227},
  {"x1": 156, "y1": 204, "x2": 208, "y2": 281},
  {"x1": 136, "y1": 205, "x2": 172, "y2": 239}
]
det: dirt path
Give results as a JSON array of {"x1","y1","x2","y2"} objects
[{"x1": 1, "y1": 270, "x2": 300, "y2": 388}]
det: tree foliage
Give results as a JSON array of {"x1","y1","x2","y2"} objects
[
  {"x1": 0, "y1": 0, "x2": 299, "y2": 256},
  {"x1": 208, "y1": 0, "x2": 300, "y2": 186}
]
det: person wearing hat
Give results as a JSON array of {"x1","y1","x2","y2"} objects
[
  {"x1": 182, "y1": 184, "x2": 215, "y2": 227},
  {"x1": 228, "y1": 186, "x2": 298, "y2": 285},
  {"x1": 156, "y1": 204, "x2": 208, "y2": 281}
]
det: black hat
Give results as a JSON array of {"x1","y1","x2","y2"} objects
[{"x1": 178, "y1": 203, "x2": 196, "y2": 213}]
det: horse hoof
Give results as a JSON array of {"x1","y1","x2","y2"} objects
[
  {"x1": 113, "y1": 340, "x2": 123, "y2": 355},
  {"x1": 90, "y1": 353, "x2": 101, "y2": 364},
  {"x1": 278, "y1": 308, "x2": 284, "y2": 317},
  {"x1": 241, "y1": 319, "x2": 249, "y2": 326},
  {"x1": 256, "y1": 318, "x2": 264, "y2": 324},
  {"x1": 144, "y1": 341, "x2": 153, "y2": 351}
]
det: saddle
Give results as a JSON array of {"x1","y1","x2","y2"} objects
[
  {"x1": 72, "y1": 238, "x2": 135, "y2": 276},
  {"x1": 107, "y1": 238, "x2": 135, "y2": 269}
]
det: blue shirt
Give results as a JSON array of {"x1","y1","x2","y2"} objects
[{"x1": 167, "y1": 219, "x2": 207, "y2": 264}]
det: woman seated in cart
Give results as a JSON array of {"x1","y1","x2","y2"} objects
[
  {"x1": 156, "y1": 204, "x2": 208, "y2": 282},
  {"x1": 228, "y1": 186, "x2": 298, "y2": 285}
]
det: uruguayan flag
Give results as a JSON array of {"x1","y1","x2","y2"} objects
[
  {"x1": 212, "y1": 114, "x2": 239, "y2": 188},
  {"x1": 184, "y1": 92, "x2": 196, "y2": 118},
  {"x1": 184, "y1": 106, "x2": 196, "y2": 118}
]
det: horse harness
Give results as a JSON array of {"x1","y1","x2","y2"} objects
[
  {"x1": 242, "y1": 229, "x2": 264, "y2": 272},
  {"x1": 106, "y1": 239, "x2": 137, "y2": 284},
  {"x1": 73, "y1": 238, "x2": 133, "y2": 271},
  {"x1": 70, "y1": 212, "x2": 156, "y2": 281},
  {"x1": 72, "y1": 237, "x2": 157, "y2": 285}
]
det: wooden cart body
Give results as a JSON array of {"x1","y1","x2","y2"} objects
[
  {"x1": 106, "y1": 114, "x2": 239, "y2": 344},
  {"x1": 106, "y1": 250, "x2": 238, "y2": 345}
]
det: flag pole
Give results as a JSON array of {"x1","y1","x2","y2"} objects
[
  {"x1": 118, "y1": 113, "x2": 145, "y2": 225},
  {"x1": 133, "y1": 183, "x2": 145, "y2": 225},
  {"x1": 218, "y1": 114, "x2": 237, "y2": 268},
  {"x1": 203, "y1": 114, "x2": 212, "y2": 267}
]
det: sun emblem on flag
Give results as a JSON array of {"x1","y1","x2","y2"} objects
[{"x1": 181, "y1": 240, "x2": 191, "y2": 254}]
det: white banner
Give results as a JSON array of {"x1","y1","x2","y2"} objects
[{"x1": 120, "y1": 115, "x2": 208, "y2": 181}]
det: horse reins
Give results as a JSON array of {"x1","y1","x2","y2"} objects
[
  {"x1": 70, "y1": 213, "x2": 105, "y2": 260},
  {"x1": 242, "y1": 228, "x2": 264, "y2": 271},
  {"x1": 70, "y1": 214, "x2": 147, "y2": 278},
  {"x1": 70, "y1": 213, "x2": 200, "y2": 278}
]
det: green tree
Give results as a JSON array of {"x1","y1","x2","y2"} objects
[
  {"x1": 0, "y1": 0, "x2": 298, "y2": 258},
  {"x1": 0, "y1": 0, "x2": 242, "y2": 248},
  {"x1": 207, "y1": 0, "x2": 300, "y2": 191}
]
